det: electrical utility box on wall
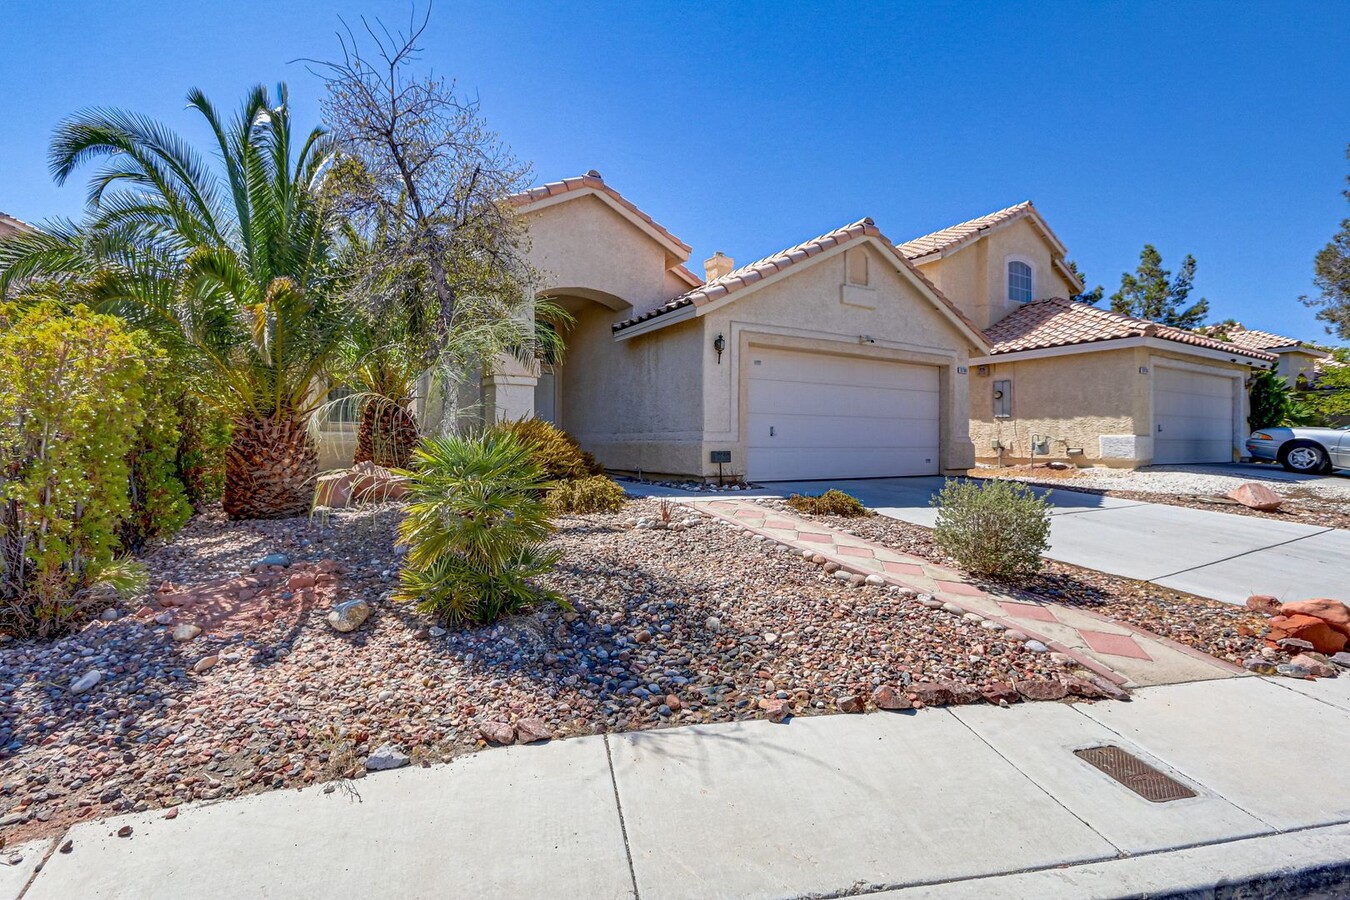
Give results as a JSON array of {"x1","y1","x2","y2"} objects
[{"x1": 993, "y1": 380, "x2": 1012, "y2": 419}]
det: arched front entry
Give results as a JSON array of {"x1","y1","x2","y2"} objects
[{"x1": 533, "y1": 287, "x2": 629, "y2": 433}]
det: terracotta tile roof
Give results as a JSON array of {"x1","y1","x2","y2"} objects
[
  {"x1": 0, "y1": 212, "x2": 36, "y2": 237},
  {"x1": 896, "y1": 202, "x2": 1034, "y2": 259},
  {"x1": 612, "y1": 218, "x2": 983, "y2": 343},
  {"x1": 1204, "y1": 325, "x2": 1310, "y2": 352},
  {"x1": 509, "y1": 170, "x2": 691, "y2": 254},
  {"x1": 984, "y1": 298, "x2": 1276, "y2": 362}
]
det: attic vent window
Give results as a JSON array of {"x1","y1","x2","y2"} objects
[
  {"x1": 846, "y1": 248, "x2": 869, "y2": 286},
  {"x1": 1008, "y1": 260, "x2": 1033, "y2": 303}
]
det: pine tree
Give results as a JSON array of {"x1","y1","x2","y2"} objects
[
  {"x1": 1110, "y1": 245, "x2": 1210, "y2": 329},
  {"x1": 1302, "y1": 144, "x2": 1350, "y2": 339},
  {"x1": 1065, "y1": 260, "x2": 1103, "y2": 304}
]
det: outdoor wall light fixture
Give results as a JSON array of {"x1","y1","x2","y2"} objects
[{"x1": 714, "y1": 333, "x2": 725, "y2": 363}]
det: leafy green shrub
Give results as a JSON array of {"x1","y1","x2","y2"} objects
[
  {"x1": 1248, "y1": 370, "x2": 1321, "y2": 429},
  {"x1": 496, "y1": 417, "x2": 603, "y2": 481},
  {"x1": 120, "y1": 336, "x2": 193, "y2": 550},
  {"x1": 786, "y1": 489, "x2": 872, "y2": 517},
  {"x1": 546, "y1": 475, "x2": 628, "y2": 513},
  {"x1": 173, "y1": 389, "x2": 231, "y2": 509},
  {"x1": 931, "y1": 479, "x2": 1050, "y2": 581},
  {"x1": 0, "y1": 303, "x2": 148, "y2": 636},
  {"x1": 393, "y1": 432, "x2": 565, "y2": 625}
]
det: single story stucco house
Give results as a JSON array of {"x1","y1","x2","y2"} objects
[
  {"x1": 1198, "y1": 324, "x2": 1328, "y2": 387},
  {"x1": 896, "y1": 203, "x2": 1276, "y2": 467}
]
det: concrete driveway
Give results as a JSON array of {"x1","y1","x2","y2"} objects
[{"x1": 648, "y1": 476, "x2": 1347, "y2": 606}]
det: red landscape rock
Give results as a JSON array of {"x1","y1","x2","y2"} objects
[
  {"x1": 1245, "y1": 595, "x2": 1284, "y2": 617},
  {"x1": 478, "y1": 721, "x2": 516, "y2": 745},
  {"x1": 910, "y1": 682, "x2": 955, "y2": 707},
  {"x1": 1279, "y1": 599, "x2": 1350, "y2": 639},
  {"x1": 760, "y1": 698, "x2": 791, "y2": 723},
  {"x1": 982, "y1": 682, "x2": 1020, "y2": 705},
  {"x1": 1289, "y1": 653, "x2": 1339, "y2": 678},
  {"x1": 835, "y1": 694, "x2": 864, "y2": 713},
  {"x1": 1227, "y1": 482, "x2": 1283, "y2": 511},
  {"x1": 1265, "y1": 614, "x2": 1348, "y2": 655},
  {"x1": 514, "y1": 717, "x2": 552, "y2": 743},
  {"x1": 872, "y1": 685, "x2": 912, "y2": 710},
  {"x1": 1014, "y1": 679, "x2": 1069, "y2": 702}
]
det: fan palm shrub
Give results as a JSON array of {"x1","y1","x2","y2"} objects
[
  {"x1": 393, "y1": 432, "x2": 564, "y2": 625},
  {"x1": 0, "y1": 84, "x2": 345, "y2": 519}
]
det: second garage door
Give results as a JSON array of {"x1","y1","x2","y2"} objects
[
  {"x1": 746, "y1": 348, "x2": 940, "y2": 481},
  {"x1": 1153, "y1": 366, "x2": 1236, "y2": 464}
]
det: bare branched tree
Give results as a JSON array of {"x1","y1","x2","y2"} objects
[{"x1": 303, "y1": 5, "x2": 563, "y2": 435}]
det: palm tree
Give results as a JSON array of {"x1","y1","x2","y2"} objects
[{"x1": 0, "y1": 85, "x2": 344, "y2": 519}]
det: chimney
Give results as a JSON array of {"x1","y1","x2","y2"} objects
[{"x1": 704, "y1": 251, "x2": 734, "y2": 282}]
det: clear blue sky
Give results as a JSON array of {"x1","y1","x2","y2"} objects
[{"x1": 3, "y1": 1, "x2": 1348, "y2": 344}]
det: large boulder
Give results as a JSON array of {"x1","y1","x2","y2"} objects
[
  {"x1": 1266, "y1": 614, "x2": 1348, "y2": 655},
  {"x1": 348, "y1": 461, "x2": 409, "y2": 502},
  {"x1": 1279, "y1": 599, "x2": 1350, "y2": 639},
  {"x1": 1227, "y1": 482, "x2": 1283, "y2": 511}
]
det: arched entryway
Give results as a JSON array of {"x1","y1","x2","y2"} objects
[{"x1": 533, "y1": 287, "x2": 629, "y2": 434}]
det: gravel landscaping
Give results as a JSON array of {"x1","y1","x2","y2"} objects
[
  {"x1": 976, "y1": 464, "x2": 1350, "y2": 530},
  {"x1": 766, "y1": 501, "x2": 1272, "y2": 666},
  {"x1": 0, "y1": 498, "x2": 1103, "y2": 844}
]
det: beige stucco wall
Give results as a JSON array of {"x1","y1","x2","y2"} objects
[
  {"x1": 970, "y1": 348, "x2": 1144, "y2": 466},
  {"x1": 524, "y1": 193, "x2": 682, "y2": 315},
  {"x1": 915, "y1": 217, "x2": 1078, "y2": 331},
  {"x1": 971, "y1": 344, "x2": 1257, "y2": 468},
  {"x1": 1275, "y1": 349, "x2": 1323, "y2": 386},
  {"x1": 693, "y1": 239, "x2": 979, "y2": 479},
  {"x1": 547, "y1": 298, "x2": 705, "y2": 476}
]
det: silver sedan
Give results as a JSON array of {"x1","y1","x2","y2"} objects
[{"x1": 1246, "y1": 425, "x2": 1350, "y2": 474}]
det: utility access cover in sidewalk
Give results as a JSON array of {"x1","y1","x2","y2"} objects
[{"x1": 1075, "y1": 746, "x2": 1196, "y2": 803}]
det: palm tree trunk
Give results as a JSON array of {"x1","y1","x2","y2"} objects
[
  {"x1": 353, "y1": 400, "x2": 419, "y2": 469},
  {"x1": 222, "y1": 414, "x2": 317, "y2": 519}
]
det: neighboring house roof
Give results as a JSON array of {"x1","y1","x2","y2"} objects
[
  {"x1": 0, "y1": 212, "x2": 37, "y2": 238},
  {"x1": 983, "y1": 297, "x2": 1277, "y2": 362},
  {"x1": 611, "y1": 217, "x2": 987, "y2": 349},
  {"x1": 1200, "y1": 324, "x2": 1327, "y2": 356},
  {"x1": 509, "y1": 170, "x2": 692, "y2": 257},
  {"x1": 896, "y1": 201, "x2": 1084, "y2": 293}
]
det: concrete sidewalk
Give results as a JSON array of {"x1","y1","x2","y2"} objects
[
  {"x1": 625, "y1": 477, "x2": 1348, "y2": 606},
  {"x1": 11, "y1": 677, "x2": 1350, "y2": 899}
]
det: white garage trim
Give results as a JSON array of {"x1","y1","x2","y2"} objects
[
  {"x1": 1149, "y1": 358, "x2": 1245, "y2": 464},
  {"x1": 745, "y1": 347, "x2": 941, "y2": 480}
]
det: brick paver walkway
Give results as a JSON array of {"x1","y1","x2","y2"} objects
[{"x1": 696, "y1": 499, "x2": 1242, "y2": 688}]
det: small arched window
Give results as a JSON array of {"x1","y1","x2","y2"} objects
[{"x1": 1008, "y1": 260, "x2": 1034, "y2": 303}]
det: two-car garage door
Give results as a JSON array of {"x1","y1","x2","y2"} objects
[
  {"x1": 1153, "y1": 366, "x2": 1236, "y2": 464},
  {"x1": 746, "y1": 348, "x2": 940, "y2": 481}
]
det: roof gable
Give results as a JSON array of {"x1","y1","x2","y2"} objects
[
  {"x1": 1199, "y1": 325, "x2": 1328, "y2": 356},
  {"x1": 897, "y1": 202, "x2": 1084, "y2": 293},
  {"x1": 612, "y1": 217, "x2": 988, "y2": 350},
  {"x1": 510, "y1": 171, "x2": 692, "y2": 264},
  {"x1": 984, "y1": 298, "x2": 1276, "y2": 362}
]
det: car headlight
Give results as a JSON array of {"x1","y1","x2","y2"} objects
[{"x1": 1252, "y1": 432, "x2": 1274, "y2": 441}]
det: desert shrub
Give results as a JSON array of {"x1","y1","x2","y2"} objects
[
  {"x1": 546, "y1": 475, "x2": 628, "y2": 514},
  {"x1": 496, "y1": 417, "x2": 603, "y2": 481},
  {"x1": 0, "y1": 303, "x2": 148, "y2": 636},
  {"x1": 931, "y1": 479, "x2": 1050, "y2": 581},
  {"x1": 120, "y1": 336, "x2": 193, "y2": 550},
  {"x1": 1248, "y1": 370, "x2": 1321, "y2": 429},
  {"x1": 393, "y1": 432, "x2": 565, "y2": 625},
  {"x1": 786, "y1": 489, "x2": 872, "y2": 517}
]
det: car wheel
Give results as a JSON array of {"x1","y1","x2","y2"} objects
[{"x1": 1281, "y1": 442, "x2": 1327, "y2": 474}]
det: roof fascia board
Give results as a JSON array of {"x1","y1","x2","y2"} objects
[
  {"x1": 615, "y1": 234, "x2": 989, "y2": 352},
  {"x1": 610, "y1": 302, "x2": 697, "y2": 341},
  {"x1": 974, "y1": 335, "x2": 1274, "y2": 368}
]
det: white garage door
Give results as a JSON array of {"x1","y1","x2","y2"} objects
[
  {"x1": 746, "y1": 348, "x2": 940, "y2": 481},
  {"x1": 1153, "y1": 366, "x2": 1235, "y2": 464}
]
